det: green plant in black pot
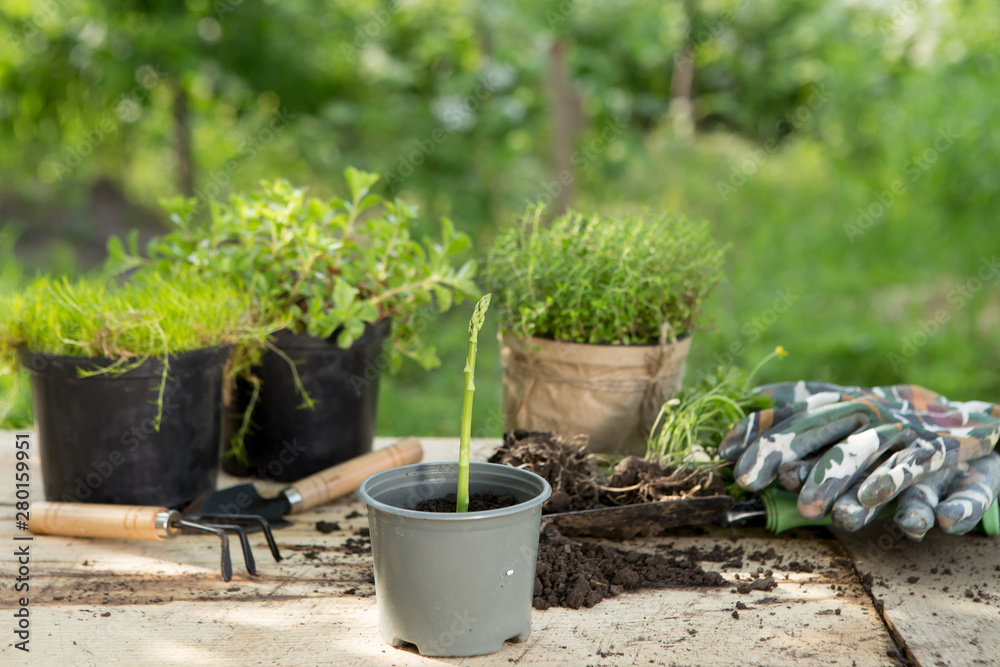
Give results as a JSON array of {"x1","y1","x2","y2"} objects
[
  {"x1": 112, "y1": 168, "x2": 480, "y2": 480},
  {"x1": 0, "y1": 269, "x2": 262, "y2": 507},
  {"x1": 485, "y1": 204, "x2": 726, "y2": 456}
]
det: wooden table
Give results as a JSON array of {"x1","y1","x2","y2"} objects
[{"x1": 1, "y1": 433, "x2": 997, "y2": 666}]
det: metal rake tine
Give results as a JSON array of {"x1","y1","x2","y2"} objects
[
  {"x1": 197, "y1": 523, "x2": 257, "y2": 576},
  {"x1": 190, "y1": 513, "x2": 282, "y2": 562},
  {"x1": 235, "y1": 515, "x2": 282, "y2": 563},
  {"x1": 176, "y1": 519, "x2": 233, "y2": 582}
]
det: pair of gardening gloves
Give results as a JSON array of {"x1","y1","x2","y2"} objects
[{"x1": 720, "y1": 381, "x2": 1000, "y2": 540}]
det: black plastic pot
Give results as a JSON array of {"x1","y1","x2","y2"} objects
[
  {"x1": 20, "y1": 345, "x2": 229, "y2": 509},
  {"x1": 222, "y1": 319, "x2": 390, "y2": 482}
]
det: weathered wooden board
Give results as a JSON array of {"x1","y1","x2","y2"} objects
[
  {"x1": 0, "y1": 433, "x2": 902, "y2": 665},
  {"x1": 837, "y1": 523, "x2": 1000, "y2": 667},
  {"x1": 0, "y1": 518, "x2": 898, "y2": 666}
]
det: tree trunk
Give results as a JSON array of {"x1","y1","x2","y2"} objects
[
  {"x1": 547, "y1": 38, "x2": 584, "y2": 216},
  {"x1": 670, "y1": 1, "x2": 697, "y2": 137},
  {"x1": 172, "y1": 81, "x2": 194, "y2": 197}
]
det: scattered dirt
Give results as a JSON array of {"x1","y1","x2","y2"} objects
[
  {"x1": 736, "y1": 577, "x2": 776, "y2": 594},
  {"x1": 749, "y1": 548, "x2": 779, "y2": 563},
  {"x1": 315, "y1": 521, "x2": 340, "y2": 534},
  {"x1": 787, "y1": 561, "x2": 816, "y2": 573},
  {"x1": 657, "y1": 543, "x2": 744, "y2": 566},
  {"x1": 532, "y1": 524, "x2": 729, "y2": 610},
  {"x1": 489, "y1": 430, "x2": 728, "y2": 518},
  {"x1": 336, "y1": 537, "x2": 371, "y2": 556},
  {"x1": 415, "y1": 491, "x2": 518, "y2": 513}
]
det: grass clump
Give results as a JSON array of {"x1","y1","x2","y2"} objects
[
  {"x1": 645, "y1": 347, "x2": 786, "y2": 469},
  {"x1": 485, "y1": 204, "x2": 726, "y2": 345},
  {"x1": 0, "y1": 268, "x2": 264, "y2": 429}
]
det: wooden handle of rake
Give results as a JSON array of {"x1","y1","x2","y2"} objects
[
  {"x1": 28, "y1": 502, "x2": 179, "y2": 541},
  {"x1": 287, "y1": 437, "x2": 423, "y2": 514}
]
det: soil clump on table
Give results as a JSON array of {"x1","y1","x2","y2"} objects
[
  {"x1": 488, "y1": 430, "x2": 727, "y2": 515},
  {"x1": 533, "y1": 524, "x2": 729, "y2": 609}
]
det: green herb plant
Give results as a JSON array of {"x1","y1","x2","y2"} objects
[
  {"x1": 0, "y1": 268, "x2": 264, "y2": 429},
  {"x1": 456, "y1": 293, "x2": 491, "y2": 513},
  {"x1": 110, "y1": 168, "x2": 480, "y2": 370},
  {"x1": 485, "y1": 204, "x2": 726, "y2": 344},
  {"x1": 109, "y1": 168, "x2": 480, "y2": 460},
  {"x1": 645, "y1": 346, "x2": 788, "y2": 469}
]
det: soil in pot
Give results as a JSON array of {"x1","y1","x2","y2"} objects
[
  {"x1": 488, "y1": 429, "x2": 727, "y2": 518},
  {"x1": 415, "y1": 491, "x2": 517, "y2": 512},
  {"x1": 21, "y1": 345, "x2": 229, "y2": 508},
  {"x1": 224, "y1": 319, "x2": 390, "y2": 481}
]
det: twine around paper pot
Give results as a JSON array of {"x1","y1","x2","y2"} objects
[{"x1": 501, "y1": 330, "x2": 692, "y2": 456}]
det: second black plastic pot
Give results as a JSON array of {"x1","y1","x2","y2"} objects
[
  {"x1": 21, "y1": 345, "x2": 229, "y2": 508},
  {"x1": 223, "y1": 320, "x2": 390, "y2": 482}
]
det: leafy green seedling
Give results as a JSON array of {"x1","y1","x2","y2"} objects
[
  {"x1": 456, "y1": 293, "x2": 491, "y2": 513},
  {"x1": 645, "y1": 346, "x2": 787, "y2": 468}
]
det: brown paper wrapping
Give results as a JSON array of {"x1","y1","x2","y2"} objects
[{"x1": 501, "y1": 332, "x2": 692, "y2": 456}]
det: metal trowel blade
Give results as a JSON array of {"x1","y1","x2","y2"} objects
[{"x1": 195, "y1": 484, "x2": 294, "y2": 528}]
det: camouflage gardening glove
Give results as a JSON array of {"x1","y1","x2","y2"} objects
[
  {"x1": 720, "y1": 382, "x2": 1000, "y2": 528},
  {"x1": 893, "y1": 452, "x2": 1000, "y2": 538}
]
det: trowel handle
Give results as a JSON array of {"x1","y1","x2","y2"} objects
[
  {"x1": 286, "y1": 437, "x2": 423, "y2": 514},
  {"x1": 28, "y1": 502, "x2": 180, "y2": 541}
]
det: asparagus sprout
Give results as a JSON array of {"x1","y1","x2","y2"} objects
[{"x1": 457, "y1": 293, "x2": 491, "y2": 512}]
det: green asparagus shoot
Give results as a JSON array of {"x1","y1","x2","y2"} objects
[{"x1": 457, "y1": 293, "x2": 491, "y2": 512}]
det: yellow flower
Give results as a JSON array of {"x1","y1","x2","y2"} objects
[{"x1": 775, "y1": 345, "x2": 788, "y2": 359}]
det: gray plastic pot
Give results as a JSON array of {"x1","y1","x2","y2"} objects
[{"x1": 359, "y1": 462, "x2": 551, "y2": 657}]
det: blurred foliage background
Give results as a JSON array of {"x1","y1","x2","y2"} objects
[{"x1": 2, "y1": 0, "x2": 999, "y2": 435}]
